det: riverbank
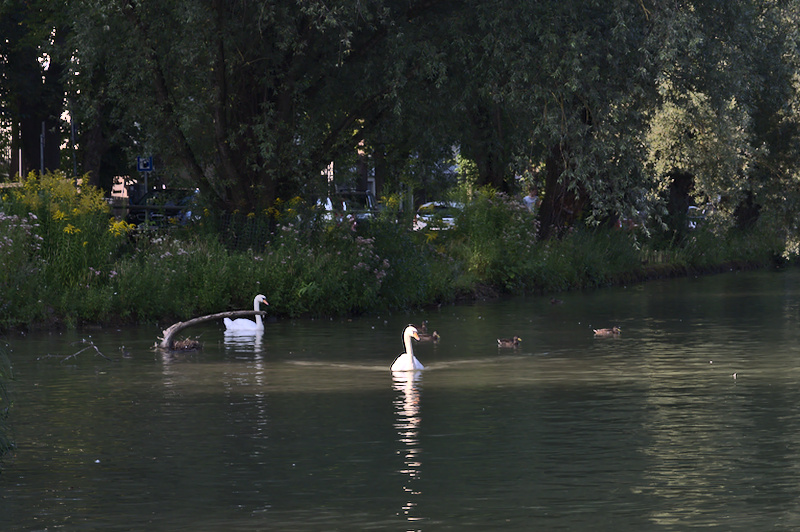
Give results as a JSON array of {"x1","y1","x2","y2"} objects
[
  {"x1": 0, "y1": 176, "x2": 784, "y2": 333},
  {"x1": 3, "y1": 221, "x2": 781, "y2": 334}
]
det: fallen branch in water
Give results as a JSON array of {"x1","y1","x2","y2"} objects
[
  {"x1": 158, "y1": 310, "x2": 267, "y2": 350},
  {"x1": 63, "y1": 339, "x2": 113, "y2": 363}
]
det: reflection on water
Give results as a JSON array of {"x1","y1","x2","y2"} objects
[
  {"x1": 392, "y1": 370, "x2": 424, "y2": 525},
  {"x1": 223, "y1": 329, "x2": 264, "y2": 353},
  {"x1": 7, "y1": 270, "x2": 800, "y2": 530}
]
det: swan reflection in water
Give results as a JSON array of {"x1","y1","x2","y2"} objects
[
  {"x1": 392, "y1": 370, "x2": 424, "y2": 524},
  {"x1": 223, "y1": 329, "x2": 264, "y2": 353}
]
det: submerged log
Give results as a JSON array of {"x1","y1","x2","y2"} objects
[{"x1": 158, "y1": 310, "x2": 267, "y2": 350}]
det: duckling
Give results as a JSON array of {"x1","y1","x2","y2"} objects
[
  {"x1": 171, "y1": 337, "x2": 203, "y2": 351},
  {"x1": 593, "y1": 326, "x2": 621, "y2": 337},
  {"x1": 497, "y1": 336, "x2": 522, "y2": 348},
  {"x1": 416, "y1": 320, "x2": 441, "y2": 342}
]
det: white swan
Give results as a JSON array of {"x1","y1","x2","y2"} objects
[
  {"x1": 223, "y1": 294, "x2": 269, "y2": 332},
  {"x1": 391, "y1": 325, "x2": 425, "y2": 371}
]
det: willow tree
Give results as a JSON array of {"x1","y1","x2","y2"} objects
[
  {"x1": 487, "y1": 0, "x2": 660, "y2": 238},
  {"x1": 644, "y1": 0, "x2": 800, "y2": 241},
  {"x1": 65, "y1": 0, "x2": 467, "y2": 212}
]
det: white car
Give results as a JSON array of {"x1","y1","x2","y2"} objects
[
  {"x1": 687, "y1": 205, "x2": 711, "y2": 229},
  {"x1": 412, "y1": 201, "x2": 463, "y2": 231}
]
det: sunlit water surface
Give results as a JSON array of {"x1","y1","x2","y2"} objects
[{"x1": 4, "y1": 269, "x2": 800, "y2": 530}]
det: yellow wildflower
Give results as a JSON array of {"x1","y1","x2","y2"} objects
[{"x1": 108, "y1": 218, "x2": 135, "y2": 237}]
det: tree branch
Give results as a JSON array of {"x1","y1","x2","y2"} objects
[{"x1": 158, "y1": 310, "x2": 267, "y2": 350}]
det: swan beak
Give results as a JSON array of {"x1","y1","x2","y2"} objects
[
  {"x1": 412, "y1": 331, "x2": 420, "y2": 341},
  {"x1": 262, "y1": 299, "x2": 269, "y2": 305}
]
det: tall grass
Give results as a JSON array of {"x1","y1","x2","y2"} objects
[
  {"x1": 0, "y1": 171, "x2": 134, "y2": 328},
  {"x1": 0, "y1": 176, "x2": 782, "y2": 330}
]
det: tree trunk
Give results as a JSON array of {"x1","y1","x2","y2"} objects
[
  {"x1": 373, "y1": 148, "x2": 386, "y2": 198},
  {"x1": 467, "y1": 102, "x2": 510, "y2": 193},
  {"x1": 538, "y1": 143, "x2": 587, "y2": 240},
  {"x1": 79, "y1": 109, "x2": 108, "y2": 187}
]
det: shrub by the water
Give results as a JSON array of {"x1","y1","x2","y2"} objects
[
  {"x1": 0, "y1": 171, "x2": 134, "y2": 328},
  {"x1": 0, "y1": 175, "x2": 783, "y2": 330}
]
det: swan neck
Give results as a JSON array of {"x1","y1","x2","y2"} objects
[
  {"x1": 404, "y1": 333, "x2": 414, "y2": 356},
  {"x1": 254, "y1": 298, "x2": 264, "y2": 327}
]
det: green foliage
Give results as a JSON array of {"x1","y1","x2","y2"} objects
[
  {"x1": 535, "y1": 230, "x2": 644, "y2": 291},
  {"x1": 0, "y1": 209, "x2": 45, "y2": 327},
  {"x1": 0, "y1": 171, "x2": 134, "y2": 328},
  {"x1": 368, "y1": 218, "x2": 458, "y2": 308},
  {"x1": 0, "y1": 178, "x2": 783, "y2": 331},
  {"x1": 1, "y1": 0, "x2": 798, "y2": 247},
  {"x1": 448, "y1": 188, "x2": 539, "y2": 290},
  {"x1": 109, "y1": 234, "x2": 244, "y2": 322},
  {"x1": 646, "y1": 85, "x2": 753, "y2": 213},
  {"x1": 3, "y1": 171, "x2": 133, "y2": 288},
  {"x1": 254, "y1": 223, "x2": 388, "y2": 317}
]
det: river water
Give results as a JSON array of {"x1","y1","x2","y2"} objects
[{"x1": 3, "y1": 269, "x2": 800, "y2": 530}]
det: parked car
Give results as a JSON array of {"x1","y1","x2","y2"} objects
[
  {"x1": 687, "y1": 204, "x2": 711, "y2": 230},
  {"x1": 337, "y1": 189, "x2": 380, "y2": 222},
  {"x1": 317, "y1": 189, "x2": 380, "y2": 226},
  {"x1": 125, "y1": 188, "x2": 198, "y2": 226},
  {"x1": 412, "y1": 201, "x2": 463, "y2": 231}
]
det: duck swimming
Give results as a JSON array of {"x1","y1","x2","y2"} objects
[
  {"x1": 497, "y1": 336, "x2": 522, "y2": 348},
  {"x1": 419, "y1": 330, "x2": 440, "y2": 342},
  {"x1": 593, "y1": 326, "x2": 621, "y2": 337},
  {"x1": 416, "y1": 320, "x2": 440, "y2": 342},
  {"x1": 391, "y1": 325, "x2": 425, "y2": 371}
]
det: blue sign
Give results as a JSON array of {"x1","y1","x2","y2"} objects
[{"x1": 137, "y1": 156, "x2": 153, "y2": 172}]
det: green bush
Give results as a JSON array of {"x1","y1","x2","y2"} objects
[
  {"x1": 4, "y1": 172, "x2": 133, "y2": 287},
  {"x1": 368, "y1": 218, "x2": 458, "y2": 308},
  {"x1": 447, "y1": 188, "x2": 540, "y2": 291},
  {"x1": 0, "y1": 178, "x2": 783, "y2": 330},
  {"x1": 0, "y1": 210, "x2": 45, "y2": 327}
]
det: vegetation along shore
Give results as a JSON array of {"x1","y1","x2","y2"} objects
[{"x1": 0, "y1": 171, "x2": 785, "y2": 333}]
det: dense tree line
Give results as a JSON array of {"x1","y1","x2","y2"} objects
[{"x1": 1, "y1": 0, "x2": 799, "y2": 241}]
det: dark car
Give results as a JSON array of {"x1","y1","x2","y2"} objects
[
  {"x1": 336, "y1": 189, "x2": 380, "y2": 221},
  {"x1": 125, "y1": 188, "x2": 198, "y2": 226},
  {"x1": 317, "y1": 189, "x2": 380, "y2": 226}
]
